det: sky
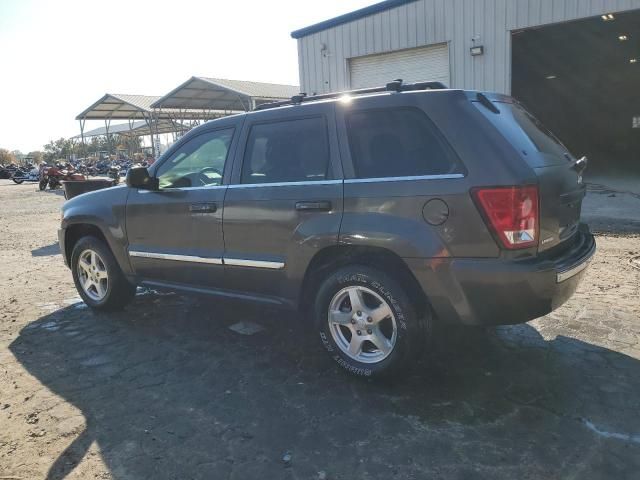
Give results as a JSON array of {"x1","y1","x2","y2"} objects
[{"x1": 0, "y1": 0, "x2": 373, "y2": 153}]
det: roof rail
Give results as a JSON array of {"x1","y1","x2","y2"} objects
[{"x1": 254, "y1": 79, "x2": 447, "y2": 111}]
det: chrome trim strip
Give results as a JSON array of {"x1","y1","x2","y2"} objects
[
  {"x1": 129, "y1": 251, "x2": 223, "y2": 265},
  {"x1": 556, "y1": 259, "x2": 590, "y2": 283},
  {"x1": 224, "y1": 258, "x2": 285, "y2": 269},
  {"x1": 130, "y1": 251, "x2": 284, "y2": 269},
  {"x1": 228, "y1": 179, "x2": 342, "y2": 189},
  {"x1": 138, "y1": 185, "x2": 227, "y2": 194},
  {"x1": 344, "y1": 174, "x2": 464, "y2": 184}
]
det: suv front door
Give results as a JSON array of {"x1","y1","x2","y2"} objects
[
  {"x1": 125, "y1": 123, "x2": 239, "y2": 289},
  {"x1": 222, "y1": 104, "x2": 343, "y2": 306}
]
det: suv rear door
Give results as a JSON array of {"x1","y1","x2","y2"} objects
[
  {"x1": 222, "y1": 103, "x2": 343, "y2": 306},
  {"x1": 473, "y1": 97, "x2": 586, "y2": 252}
]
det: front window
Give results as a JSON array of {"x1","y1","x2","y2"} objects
[{"x1": 156, "y1": 128, "x2": 234, "y2": 189}]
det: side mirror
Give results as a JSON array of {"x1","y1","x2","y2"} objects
[{"x1": 126, "y1": 167, "x2": 158, "y2": 190}]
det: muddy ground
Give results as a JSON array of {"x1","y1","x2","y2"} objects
[{"x1": 0, "y1": 179, "x2": 639, "y2": 479}]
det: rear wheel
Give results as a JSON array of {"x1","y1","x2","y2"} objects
[
  {"x1": 314, "y1": 265, "x2": 427, "y2": 378},
  {"x1": 39, "y1": 178, "x2": 48, "y2": 190},
  {"x1": 12, "y1": 177, "x2": 24, "y2": 184},
  {"x1": 71, "y1": 236, "x2": 136, "y2": 311}
]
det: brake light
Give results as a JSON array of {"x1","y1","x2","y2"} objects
[{"x1": 472, "y1": 186, "x2": 539, "y2": 249}]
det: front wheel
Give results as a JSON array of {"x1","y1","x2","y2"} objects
[
  {"x1": 12, "y1": 177, "x2": 24, "y2": 184},
  {"x1": 71, "y1": 236, "x2": 136, "y2": 311},
  {"x1": 39, "y1": 178, "x2": 48, "y2": 190},
  {"x1": 314, "y1": 265, "x2": 428, "y2": 378}
]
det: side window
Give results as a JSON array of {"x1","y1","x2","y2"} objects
[
  {"x1": 345, "y1": 107, "x2": 464, "y2": 179},
  {"x1": 156, "y1": 128, "x2": 234, "y2": 189},
  {"x1": 241, "y1": 117, "x2": 330, "y2": 184}
]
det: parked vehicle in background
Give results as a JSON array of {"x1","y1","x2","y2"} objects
[
  {"x1": 10, "y1": 163, "x2": 38, "y2": 184},
  {"x1": 108, "y1": 164, "x2": 121, "y2": 184},
  {"x1": 40, "y1": 162, "x2": 85, "y2": 190},
  {"x1": 0, "y1": 164, "x2": 15, "y2": 179},
  {"x1": 58, "y1": 81, "x2": 595, "y2": 379}
]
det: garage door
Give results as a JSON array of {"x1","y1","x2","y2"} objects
[{"x1": 349, "y1": 44, "x2": 450, "y2": 89}]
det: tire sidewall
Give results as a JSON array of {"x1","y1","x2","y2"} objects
[
  {"x1": 314, "y1": 267, "x2": 419, "y2": 378},
  {"x1": 71, "y1": 237, "x2": 118, "y2": 309}
]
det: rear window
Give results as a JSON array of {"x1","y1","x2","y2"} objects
[
  {"x1": 345, "y1": 107, "x2": 465, "y2": 179},
  {"x1": 474, "y1": 100, "x2": 570, "y2": 166}
]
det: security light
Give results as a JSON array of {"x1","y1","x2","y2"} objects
[
  {"x1": 631, "y1": 58, "x2": 638, "y2": 64},
  {"x1": 470, "y1": 46, "x2": 484, "y2": 56},
  {"x1": 619, "y1": 35, "x2": 628, "y2": 41},
  {"x1": 602, "y1": 13, "x2": 615, "y2": 21},
  {"x1": 545, "y1": 75, "x2": 557, "y2": 80}
]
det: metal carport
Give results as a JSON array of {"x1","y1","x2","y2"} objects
[
  {"x1": 150, "y1": 77, "x2": 300, "y2": 112},
  {"x1": 76, "y1": 93, "x2": 227, "y2": 158}
]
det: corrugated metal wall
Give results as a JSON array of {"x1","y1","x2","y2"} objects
[{"x1": 297, "y1": 0, "x2": 640, "y2": 95}]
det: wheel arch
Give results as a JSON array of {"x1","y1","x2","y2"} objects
[
  {"x1": 299, "y1": 245, "x2": 430, "y2": 318},
  {"x1": 65, "y1": 223, "x2": 109, "y2": 264}
]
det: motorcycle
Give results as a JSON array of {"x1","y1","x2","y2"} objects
[
  {"x1": 39, "y1": 163, "x2": 86, "y2": 190},
  {"x1": 11, "y1": 163, "x2": 39, "y2": 184},
  {"x1": 0, "y1": 164, "x2": 14, "y2": 179},
  {"x1": 108, "y1": 164, "x2": 121, "y2": 184}
]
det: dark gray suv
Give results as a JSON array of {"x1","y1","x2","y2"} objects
[{"x1": 59, "y1": 81, "x2": 595, "y2": 378}]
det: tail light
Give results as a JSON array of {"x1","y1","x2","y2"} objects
[{"x1": 472, "y1": 186, "x2": 539, "y2": 249}]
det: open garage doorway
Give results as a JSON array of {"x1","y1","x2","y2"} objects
[{"x1": 512, "y1": 10, "x2": 640, "y2": 184}]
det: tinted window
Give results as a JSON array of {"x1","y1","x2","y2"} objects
[
  {"x1": 501, "y1": 102, "x2": 568, "y2": 157},
  {"x1": 473, "y1": 100, "x2": 569, "y2": 167},
  {"x1": 156, "y1": 128, "x2": 233, "y2": 189},
  {"x1": 241, "y1": 117, "x2": 330, "y2": 184},
  {"x1": 346, "y1": 107, "x2": 463, "y2": 179}
]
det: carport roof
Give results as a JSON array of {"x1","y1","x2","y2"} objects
[
  {"x1": 150, "y1": 76, "x2": 300, "y2": 111},
  {"x1": 72, "y1": 119, "x2": 188, "y2": 139},
  {"x1": 76, "y1": 94, "x2": 162, "y2": 120}
]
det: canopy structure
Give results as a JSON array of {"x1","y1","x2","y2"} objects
[
  {"x1": 151, "y1": 77, "x2": 300, "y2": 112},
  {"x1": 75, "y1": 93, "x2": 226, "y2": 157},
  {"x1": 72, "y1": 119, "x2": 188, "y2": 139}
]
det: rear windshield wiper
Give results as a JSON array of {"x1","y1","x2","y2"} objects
[{"x1": 476, "y1": 93, "x2": 500, "y2": 114}]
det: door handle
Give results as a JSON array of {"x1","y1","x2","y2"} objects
[
  {"x1": 189, "y1": 202, "x2": 217, "y2": 213},
  {"x1": 295, "y1": 200, "x2": 332, "y2": 211}
]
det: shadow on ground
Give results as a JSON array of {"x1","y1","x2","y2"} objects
[
  {"x1": 31, "y1": 242, "x2": 60, "y2": 257},
  {"x1": 10, "y1": 292, "x2": 640, "y2": 479}
]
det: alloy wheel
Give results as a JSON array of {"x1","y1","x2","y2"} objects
[
  {"x1": 328, "y1": 286, "x2": 397, "y2": 364},
  {"x1": 77, "y1": 249, "x2": 109, "y2": 301}
]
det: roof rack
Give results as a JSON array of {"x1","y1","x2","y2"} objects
[{"x1": 254, "y1": 79, "x2": 447, "y2": 111}]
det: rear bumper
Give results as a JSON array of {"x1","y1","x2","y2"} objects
[{"x1": 407, "y1": 224, "x2": 596, "y2": 326}]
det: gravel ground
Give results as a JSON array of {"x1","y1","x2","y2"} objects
[{"x1": 0, "y1": 179, "x2": 639, "y2": 480}]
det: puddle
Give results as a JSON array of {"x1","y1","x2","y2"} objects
[
  {"x1": 228, "y1": 321, "x2": 265, "y2": 336},
  {"x1": 36, "y1": 302, "x2": 59, "y2": 312},
  {"x1": 63, "y1": 297, "x2": 83, "y2": 305},
  {"x1": 80, "y1": 354, "x2": 112, "y2": 367},
  {"x1": 40, "y1": 321, "x2": 60, "y2": 331}
]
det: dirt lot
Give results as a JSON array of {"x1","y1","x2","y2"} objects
[{"x1": 1, "y1": 180, "x2": 639, "y2": 480}]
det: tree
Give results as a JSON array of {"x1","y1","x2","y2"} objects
[
  {"x1": 0, "y1": 148, "x2": 17, "y2": 165},
  {"x1": 44, "y1": 137, "x2": 73, "y2": 162},
  {"x1": 27, "y1": 151, "x2": 44, "y2": 164}
]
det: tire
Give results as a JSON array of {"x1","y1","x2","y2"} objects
[
  {"x1": 39, "y1": 178, "x2": 48, "y2": 190},
  {"x1": 12, "y1": 177, "x2": 24, "y2": 184},
  {"x1": 314, "y1": 265, "x2": 427, "y2": 379},
  {"x1": 71, "y1": 235, "x2": 136, "y2": 311}
]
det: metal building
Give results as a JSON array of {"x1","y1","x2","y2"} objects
[{"x1": 292, "y1": 0, "x2": 640, "y2": 171}]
